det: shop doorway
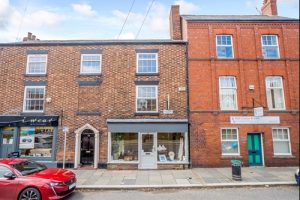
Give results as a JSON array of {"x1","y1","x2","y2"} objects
[
  {"x1": 0, "y1": 127, "x2": 17, "y2": 158},
  {"x1": 80, "y1": 130, "x2": 95, "y2": 165},
  {"x1": 247, "y1": 133, "x2": 264, "y2": 166},
  {"x1": 139, "y1": 133, "x2": 157, "y2": 169}
]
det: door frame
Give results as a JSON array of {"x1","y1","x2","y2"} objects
[
  {"x1": 247, "y1": 132, "x2": 265, "y2": 166},
  {"x1": 138, "y1": 132, "x2": 157, "y2": 169},
  {"x1": 74, "y1": 124, "x2": 99, "y2": 169}
]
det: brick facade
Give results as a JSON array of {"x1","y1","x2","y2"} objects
[
  {"x1": 0, "y1": 41, "x2": 188, "y2": 168},
  {"x1": 175, "y1": 8, "x2": 300, "y2": 167}
]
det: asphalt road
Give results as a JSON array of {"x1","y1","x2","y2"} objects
[{"x1": 65, "y1": 186, "x2": 299, "y2": 200}]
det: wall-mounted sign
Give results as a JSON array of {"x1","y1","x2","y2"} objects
[
  {"x1": 230, "y1": 116, "x2": 280, "y2": 124},
  {"x1": 254, "y1": 107, "x2": 264, "y2": 116},
  {"x1": 163, "y1": 110, "x2": 174, "y2": 114}
]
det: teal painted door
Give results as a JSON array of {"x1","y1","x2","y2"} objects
[{"x1": 247, "y1": 134, "x2": 263, "y2": 166}]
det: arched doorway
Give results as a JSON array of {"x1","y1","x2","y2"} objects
[
  {"x1": 74, "y1": 124, "x2": 99, "y2": 169},
  {"x1": 80, "y1": 129, "x2": 95, "y2": 165}
]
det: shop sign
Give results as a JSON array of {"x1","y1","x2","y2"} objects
[
  {"x1": 230, "y1": 116, "x2": 280, "y2": 124},
  {"x1": 19, "y1": 127, "x2": 35, "y2": 149},
  {"x1": 254, "y1": 107, "x2": 264, "y2": 117}
]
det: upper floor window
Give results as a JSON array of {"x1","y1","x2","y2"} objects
[
  {"x1": 219, "y1": 76, "x2": 238, "y2": 110},
  {"x1": 266, "y1": 76, "x2": 285, "y2": 110},
  {"x1": 262, "y1": 35, "x2": 280, "y2": 59},
  {"x1": 221, "y1": 128, "x2": 240, "y2": 156},
  {"x1": 26, "y1": 54, "x2": 47, "y2": 75},
  {"x1": 137, "y1": 53, "x2": 158, "y2": 74},
  {"x1": 216, "y1": 35, "x2": 234, "y2": 58},
  {"x1": 272, "y1": 128, "x2": 291, "y2": 155},
  {"x1": 23, "y1": 86, "x2": 45, "y2": 113},
  {"x1": 136, "y1": 85, "x2": 158, "y2": 112},
  {"x1": 80, "y1": 54, "x2": 102, "y2": 74}
]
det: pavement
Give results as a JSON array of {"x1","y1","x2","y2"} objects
[{"x1": 72, "y1": 167, "x2": 299, "y2": 190}]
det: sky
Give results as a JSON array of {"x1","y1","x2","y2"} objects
[{"x1": 0, "y1": 0, "x2": 299, "y2": 42}]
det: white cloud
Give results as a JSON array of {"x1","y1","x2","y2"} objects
[
  {"x1": 173, "y1": 0, "x2": 200, "y2": 14},
  {"x1": 117, "y1": 32, "x2": 135, "y2": 39},
  {"x1": 0, "y1": 0, "x2": 65, "y2": 42},
  {"x1": 72, "y1": 3, "x2": 97, "y2": 17}
]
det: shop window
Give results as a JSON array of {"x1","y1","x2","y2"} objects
[
  {"x1": 111, "y1": 133, "x2": 138, "y2": 162},
  {"x1": 216, "y1": 35, "x2": 234, "y2": 58},
  {"x1": 137, "y1": 53, "x2": 158, "y2": 73},
  {"x1": 221, "y1": 128, "x2": 240, "y2": 155},
  {"x1": 23, "y1": 86, "x2": 45, "y2": 112},
  {"x1": 262, "y1": 35, "x2": 280, "y2": 59},
  {"x1": 80, "y1": 54, "x2": 102, "y2": 74},
  {"x1": 19, "y1": 127, "x2": 54, "y2": 157},
  {"x1": 136, "y1": 86, "x2": 158, "y2": 112},
  {"x1": 272, "y1": 128, "x2": 291, "y2": 155},
  {"x1": 157, "y1": 133, "x2": 186, "y2": 162},
  {"x1": 219, "y1": 76, "x2": 238, "y2": 110},
  {"x1": 266, "y1": 76, "x2": 285, "y2": 110},
  {"x1": 26, "y1": 54, "x2": 47, "y2": 75}
]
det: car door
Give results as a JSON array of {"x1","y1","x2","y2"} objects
[{"x1": 0, "y1": 165, "x2": 18, "y2": 200}]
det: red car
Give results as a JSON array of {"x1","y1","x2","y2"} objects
[{"x1": 0, "y1": 158, "x2": 76, "y2": 200}]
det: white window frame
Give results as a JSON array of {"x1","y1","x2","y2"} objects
[
  {"x1": 23, "y1": 86, "x2": 45, "y2": 113},
  {"x1": 26, "y1": 54, "x2": 48, "y2": 75},
  {"x1": 265, "y1": 76, "x2": 286, "y2": 111},
  {"x1": 261, "y1": 35, "x2": 280, "y2": 59},
  {"x1": 136, "y1": 85, "x2": 158, "y2": 113},
  {"x1": 136, "y1": 53, "x2": 158, "y2": 74},
  {"x1": 80, "y1": 54, "x2": 102, "y2": 74},
  {"x1": 219, "y1": 76, "x2": 238, "y2": 111},
  {"x1": 216, "y1": 35, "x2": 234, "y2": 59},
  {"x1": 272, "y1": 128, "x2": 292, "y2": 156},
  {"x1": 220, "y1": 128, "x2": 240, "y2": 156}
]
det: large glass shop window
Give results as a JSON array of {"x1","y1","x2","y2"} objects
[
  {"x1": 19, "y1": 127, "x2": 54, "y2": 157},
  {"x1": 157, "y1": 133, "x2": 186, "y2": 162},
  {"x1": 111, "y1": 133, "x2": 138, "y2": 162}
]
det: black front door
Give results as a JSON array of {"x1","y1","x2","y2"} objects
[{"x1": 80, "y1": 133, "x2": 95, "y2": 165}]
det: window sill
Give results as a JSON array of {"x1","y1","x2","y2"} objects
[
  {"x1": 221, "y1": 155, "x2": 242, "y2": 159},
  {"x1": 135, "y1": 112, "x2": 159, "y2": 116},
  {"x1": 24, "y1": 74, "x2": 47, "y2": 77},
  {"x1": 108, "y1": 161, "x2": 139, "y2": 164},
  {"x1": 136, "y1": 73, "x2": 159, "y2": 76},
  {"x1": 273, "y1": 155, "x2": 295, "y2": 159},
  {"x1": 78, "y1": 73, "x2": 101, "y2": 77},
  {"x1": 21, "y1": 112, "x2": 45, "y2": 116}
]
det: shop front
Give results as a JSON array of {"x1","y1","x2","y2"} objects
[
  {"x1": 0, "y1": 116, "x2": 59, "y2": 166},
  {"x1": 107, "y1": 119, "x2": 189, "y2": 169}
]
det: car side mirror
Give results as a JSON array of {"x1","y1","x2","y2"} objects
[{"x1": 3, "y1": 172, "x2": 17, "y2": 179}]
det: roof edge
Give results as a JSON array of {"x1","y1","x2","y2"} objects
[{"x1": 0, "y1": 39, "x2": 188, "y2": 47}]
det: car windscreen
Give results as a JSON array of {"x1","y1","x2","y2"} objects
[{"x1": 11, "y1": 160, "x2": 47, "y2": 176}]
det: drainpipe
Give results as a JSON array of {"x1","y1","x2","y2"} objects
[{"x1": 185, "y1": 41, "x2": 191, "y2": 169}]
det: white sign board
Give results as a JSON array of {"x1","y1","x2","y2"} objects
[
  {"x1": 230, "y1": 116, "x2": 280, "y2": 124},
  {"x1": 254, "y1": 107, "x2": 264, "y2": 116}
]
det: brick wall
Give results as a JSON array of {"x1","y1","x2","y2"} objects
[
  {"x1": 186, "y1": 21, "x2": 299, "y2": 167},
  {"x1": 0, "y1": 42, "x2": 188, "y2": 164}
]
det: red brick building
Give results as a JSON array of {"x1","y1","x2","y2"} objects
[
  {"x1": 170, "y1": 0, "x2": 299, "y2": 167},
  {"x1": 0, "y1": 39, "x2": 189, "y2": 169}
]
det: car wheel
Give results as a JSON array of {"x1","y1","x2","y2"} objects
[{"x1": 19, "y1": 187, "x2": 41, "y2": 200}]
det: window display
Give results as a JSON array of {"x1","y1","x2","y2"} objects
[
  {"x1": 111, "y1": 133, "x2": 138, "y2": 162},
  {"x1": 157, "y1": 133, "x2": 185, "y2": 162},
  {"x1": 19, "y1": 127, "x2": 54, "y2": 157}
]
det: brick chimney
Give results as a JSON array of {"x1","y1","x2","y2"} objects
[
  {"x1": 23, "y1": 32, "x2": 40, "y2": 41},
  {"x1": 261, "y1": 0, "x2": 278, "y2": 16},
  {"x1": 169, "y1": 5, "x2": 182, "y2": 40}
]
